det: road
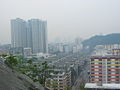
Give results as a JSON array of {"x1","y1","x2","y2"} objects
[
  {"x1": 72, "y1": 60, "x2": 89, "y2": 90},
  {"x1": 48, "y1": 54, "x2": 73, "y2": 65}
]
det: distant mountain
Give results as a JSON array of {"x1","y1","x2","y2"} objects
[{"x1": 82, "y1": 33, "x2": 120, "y2": 48}]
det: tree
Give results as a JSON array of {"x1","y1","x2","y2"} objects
[
  {"x1": 20, "y1": 60, "x2": 50, "y2": 86},
  {"x1": 27, "y1": 59, "x2": 32, "y2": 64},
  {"x1": 38, "y1": 61, "x2": 49, "y2": 86},
  {"x1": 1, "y1": 54, "x2": 19, "y2": 68},
  {"x1": 65, "y1": 87, "x2": 72, "y2": 90},
  {"x1": 1, "y1": 54, "x2": 51, "y2": 88}
]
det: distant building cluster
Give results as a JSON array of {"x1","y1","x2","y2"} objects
[
  {"x1": 48, "y1": 38, "x2": 83, "y2": 54},
  {"x1": 10, "y1": 18, "x2": 48, "y2": 56},
  {"x1": 0, "y1": 44, "x2": 11, "y2": 54}
]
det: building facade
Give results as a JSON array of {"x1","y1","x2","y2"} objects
[
  {"x1": 45, "y1": 69, "x2": 71, "y2": 90},
  {"x1": 85, "y1": 46, "x2": 120, "y2": 89},
  {"x1": 90, "y1": 57, "x2": 120, "y2": 84},
  {"x1": 28, "y1": 19, "x2": 48, "y2": 53},
  {"x1": 11, "y1": 18, "x2": 27, "y2": 48}
]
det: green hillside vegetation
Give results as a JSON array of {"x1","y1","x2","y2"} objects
[{"x1": 82, "y1": 33, "x2": 120, "y2": 48}]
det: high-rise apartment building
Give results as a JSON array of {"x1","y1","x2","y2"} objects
[
  {"x1": 11, "y1": 18, "x2": 27, "y2": 48},
  {"x1": 28, "y1": 19, "x2": 48, "y2": 53},
  {"x1": 11, "y1": 18, "x2": 48, "y2": 54},
  {"x1": 89, "y1": 57, "x2": 120, "y2": 84},
  {"x1": 85, "y1": 47, "x2": 120, "y2": 89}
]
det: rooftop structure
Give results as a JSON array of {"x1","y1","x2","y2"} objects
[{"x1": 85, "y1": 83, "x2": 120, "y2": 89}]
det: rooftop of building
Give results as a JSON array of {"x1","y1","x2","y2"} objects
[
  {"x1": 85, "y1": 83, "x2": 120, "y2": 89},
  {"x1": 90, "y1": 56, "x2": 120, "y2": 59},
  {"x1": 91, "y1": 49, "x2": 112, "y2": 56}
]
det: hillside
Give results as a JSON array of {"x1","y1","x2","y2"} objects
[
  {"x1": 0, "y1": 58, "x2": 44, "y2": 90},
  {"x1": 82, "y1": 33, "x2": 120, "y2": 48}
]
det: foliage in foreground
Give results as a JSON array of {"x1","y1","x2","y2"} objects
[
  {"x1": 65, "y1": 87, "x2": 72, "y2": 90},
  {"x1": 0, "y1": 54, "x2": 50, "y2": 86},
  {"x1": 80, "y1": 85, "x2": 88, "y2": 90}
]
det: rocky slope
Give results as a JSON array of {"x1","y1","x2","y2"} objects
[{"x1": 0, "y1": 58, "x2": 44, "y2": 90}]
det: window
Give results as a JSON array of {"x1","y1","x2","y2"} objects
[
  {"x1": 91, "y1": 69, "x2": 95, "y2": 71},
  {"x1": 115, "y1": 62, "x2": 119, "y2": 64},
  {"x1": 116, "y1": 79, "x2": 119, "y2": 81},
  {"x1": 59, "y1": 80, "x2": 63, "y2": 81},
  {"x1": 91, "y1": 59, "x2": 94, "y2": 61},
  {"x1": 116, "y1": 66, "x2": 119, "y2": 68},
  {"x1": 107, "y1": 59, "x2": 111, "y2": 61},
  {"x1": 99, "y1": 59, "x2": 102, "y2": 61},
  {"x1": 59, "y1": 76, "x2": 62, "y2": 78},
  {"x1": 59, "y1": 83, "x2": 63, "y2": 85},
  {"x1": 108, "y1": 76, "x2": 111, "y2": 78},
  {"x1": 60, "y1": 86, "x2": 63, "y2": 88}
]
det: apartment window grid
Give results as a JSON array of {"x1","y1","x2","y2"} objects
[{"x1": 90, "y1": 57, "x2": 120, "y2": 84}]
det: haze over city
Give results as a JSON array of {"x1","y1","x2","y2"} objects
[
  {"x1": 1, "y1": 0, "x2": 120, "y2": 90},
  {"x1": 0, "y1": 0, "x2": 120, "y2": 44}
]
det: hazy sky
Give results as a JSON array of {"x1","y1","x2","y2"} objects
[{"x1": 0, "y1": 0, "x2": 120, "y2": 44}]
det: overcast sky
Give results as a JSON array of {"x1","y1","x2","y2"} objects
[{"x1": 0, "y1": 0, "x2": 120, "y2": 44}]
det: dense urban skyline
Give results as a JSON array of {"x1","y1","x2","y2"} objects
[{"x1": 0, "y1": 0, "x2": 120, "y2": 44}]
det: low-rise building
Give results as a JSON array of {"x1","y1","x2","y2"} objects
[
  {"x1": 23, "y1": 48, "x2": 32, "y2": 57},
  {"x1": 45, "y1": 69, "x2": 71, "y2": 90}
]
